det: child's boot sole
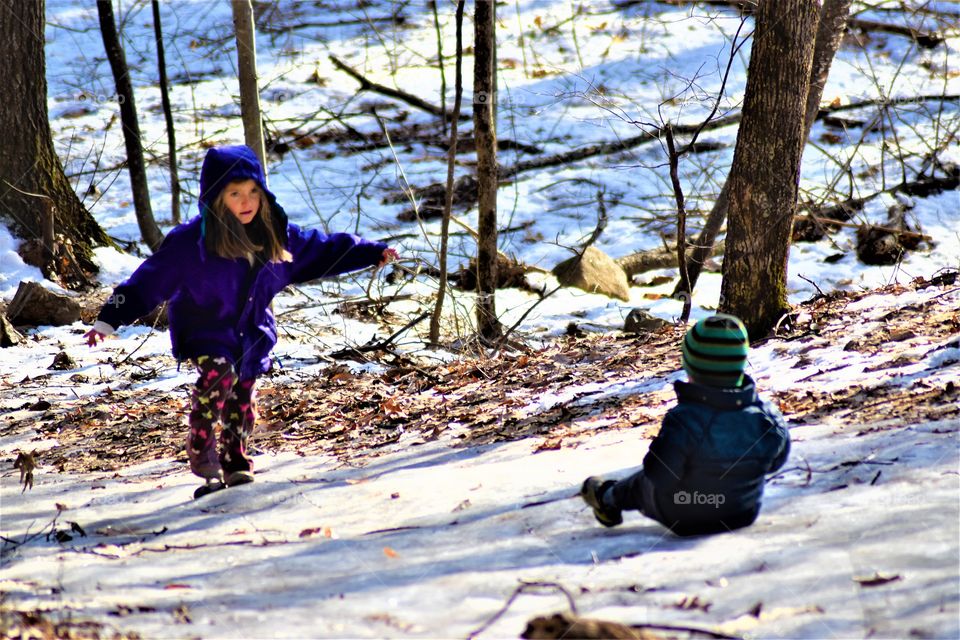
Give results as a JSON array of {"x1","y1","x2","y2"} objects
[{"x1": 225, "y1": 470, "x2": 255, "y2": 487}]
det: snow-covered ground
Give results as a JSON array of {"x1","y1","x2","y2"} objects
[
  {"x1": 1, "y1": 1, "x2": 959, "y2": 638},
  {"x1": 0, "y1": 422, "x2": 957, "y2": 639},
  {"x1": 1, "y1": 283, "x2": 958, "y2": 639}
]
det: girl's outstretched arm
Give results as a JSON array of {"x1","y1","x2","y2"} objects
[{"x1": 286, "y1": 223, "x2": 389, "y2": 283}]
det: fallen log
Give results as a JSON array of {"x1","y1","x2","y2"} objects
[
  {"x1": 847, "y1": 17, "x2": 945, "y2": 49},
  {"x1": 261, "y1": 15, "x2": 405, "y2": 33},
  {"x1": 6, "y1": 281, "x2": 82, "y2": 327},
  {"x1": 617, "y1": 241, "x2": 724, "y2": 278},
  {"x1": 383, "y1": 113, "x2": 741, "y2": 214},
  {"x1": 502, "y1": 113, "x2": 741, "y2": 180},
  {"x1": 817, "y1": 94, "x2": 959, "y2": 118},
  {"x1": 381, "y1": 91, "x2": 955, "y2": 218},
  {"x1": 340, "y1": 130, "x2": 542, "y2": 156}
]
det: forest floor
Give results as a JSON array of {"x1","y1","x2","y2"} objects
[
  {"x1": 1, "y1": 272, "x2": 958, "y2": 640},
  {"x1": 4, "y1": 271, "x2": 958, "y2": 477}
]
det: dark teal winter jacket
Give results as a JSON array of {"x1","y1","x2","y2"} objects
[{"x1": 642, "y1": 376, "x2": 790, "y2": 535}]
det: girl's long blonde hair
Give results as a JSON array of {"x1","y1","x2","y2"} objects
[{"x1": 205, "y1": 182, "x2": 292, "y2": 263}]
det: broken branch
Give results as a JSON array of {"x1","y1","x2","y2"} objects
[{"x1": 329, "y1": 55, "x2": 462, "y2": 122}]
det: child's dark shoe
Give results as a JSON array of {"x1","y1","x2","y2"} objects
[
  {"x1": 581, "y1": 476, "x2": 623, "y2": 527},
  {"x1": 225, "y1": 470, "x2": 255, "y2": 487}
]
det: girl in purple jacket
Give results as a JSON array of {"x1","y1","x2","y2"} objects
[{"x1": 85, "y1": 145, "x2": 397, "y2": 489}]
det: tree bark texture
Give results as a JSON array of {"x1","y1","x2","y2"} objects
[
  {"x1": 804, "y1": 0, "x2": 854, "y2": 141},
  {"x1": 680, "y1": 0, "x2": 852, "y2": 297},
  {"x1": 473, "y1": 0, "x2": 501, "y2": 340},
  {"x1": 97, "y1": 0, "x2": 164, "y2": 252},
  {"x1": 719, "y1": 0, "x2": 820, "y2": 338},
  {"x1": 232, "y1": 0, "x2": 267, "y2": 172},
  {"x1": 0, "y1": 0, "x2": 110, "y2": 275}
]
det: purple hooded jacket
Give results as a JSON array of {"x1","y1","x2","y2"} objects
[{"x1": 97, "y1": 145, "x2": 387, "y2": 380}]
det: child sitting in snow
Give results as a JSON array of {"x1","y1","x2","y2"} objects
[
  {"x1": 581, "y1": 314, "x2": 790, "y2": 536},
  {"x1": 85, "y1": 144, "x2": 397, "y2": 488}
]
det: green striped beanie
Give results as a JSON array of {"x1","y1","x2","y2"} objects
[{"x1": 681, "y1": 314, "x2": 749, "y2": 387}]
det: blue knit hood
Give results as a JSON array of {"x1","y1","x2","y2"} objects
[{"x1": 198, "y1": 145, "x2": 288, "y2": 233}]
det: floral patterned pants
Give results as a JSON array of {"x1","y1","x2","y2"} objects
[{"x1": 186, "y1": 355, "x2": 257, "y2": 476}]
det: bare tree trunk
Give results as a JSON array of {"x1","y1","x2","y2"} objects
[
  {"x1": 719, "y1": 0, "x2": 821, "y2": 337},
  {"x1": 152, "y1": 0, "x2": 181, "y2": 224},
  {"x1": 677, "y1": 0, "x2": 852, "y2": 296},
  {"x1": 430, "y1": 0, "x2": 448, "y2": 136},
  {"x1": 803, "y1": 0, "x2": 855, "y2": 140},
  {"x1": 664, "y1": 124, "x2": 692, "y2": 322},
  {"x1": 97, "y1": 0, "x2": 163, "y2": 252},
  {"x1": 232, "y1": 0, "x2": 266, "y2": 172},
  {"x1": 0, "y1": 0, "x2": 111, "y2": 281},
  {"x1": 430, "y1": 0, "x2": 466, "y2": 344},
  {"x1": 474, "y1": 0, "x2": 501, "y2": 340}
]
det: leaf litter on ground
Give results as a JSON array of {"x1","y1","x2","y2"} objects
[{"x1": 4, "y1": 273, "x2": 956, "y2": 478}]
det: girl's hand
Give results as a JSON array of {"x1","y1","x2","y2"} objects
[
  {"x1": 84, "y1": 329, "x2": 105, "y2": 347},
  {"x1": 379, "y1": 247, "x2": 399, "y2": 268}
]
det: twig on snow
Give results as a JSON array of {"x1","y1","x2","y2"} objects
[
  {"x1": 330, "y1": 54, "x2": 460, "y2": 121},
  {"x1": 466, "y1": 581, "x2": 579, "y2": 640},
  {"x1": 328, "y1": 311, "x2": 431, "y2": 361}
]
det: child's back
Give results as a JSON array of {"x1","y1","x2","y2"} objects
[
  {"x1": 582, "y1": 314, "x2": 790, "y2": 536},
  {"x1": 644, "y1": 375, "x2": 789, "y2": 535}
]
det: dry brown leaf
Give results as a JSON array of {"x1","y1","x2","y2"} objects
[
  {"x1": 381, "y1": 396, "x2": 403, "y2": 415},
  {"x1": 535, "y1": 436, "x2": 564, "y2": 452}
]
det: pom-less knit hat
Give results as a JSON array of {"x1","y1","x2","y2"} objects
[{"x1": 681, "y1": 314, "x2": 749, "y2": 387}]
